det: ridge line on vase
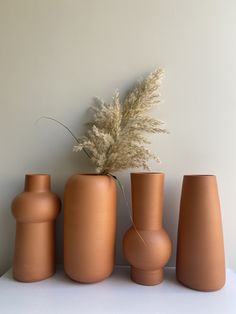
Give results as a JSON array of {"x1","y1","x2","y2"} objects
[
  {"x1": 176, "y1": 174, "x2": 225, "y2": 292},
  {"x1": 11, "y1": 174, "x2": 61, "y2": 282},
  {"x1": 123, "y1": 172, "x2": 172, "y2": 286},
  {"x1": 64, "y1": 173, "x2": 117, "y2": 283}
]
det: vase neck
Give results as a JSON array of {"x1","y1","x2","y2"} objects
[
  {"x1": 132, "y1": 206, "x2": 163, "y2": 230},
  {"x1": 131, "y1": 173, "x2": 164, "y2": 230},
  {"x1": 24, "y1": 174, "x2": 51, "y2": 192}
]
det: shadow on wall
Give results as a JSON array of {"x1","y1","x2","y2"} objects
[
  {"x1": 115, "y1": 172, "x2": 132, "y2": 265},
  {"x1": 0, "y1": 176, "x2": 21, "y2": 276},
  {"x1": 163, "y1": 176, "x2": 182, "y2": 267},
  {"x1": 24, "y1": 145, "x2": 94, "y2": 266}
]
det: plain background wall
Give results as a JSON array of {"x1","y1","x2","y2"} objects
[{"x1": 0, "y1": 0, "x2": 236, "y2": 275}]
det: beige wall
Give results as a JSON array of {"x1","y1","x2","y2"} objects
[{"x1": 0, "y1": 0, "x2": 235, "y2": 275}]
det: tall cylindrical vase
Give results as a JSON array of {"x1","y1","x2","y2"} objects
[
  {"x1": 123, "y1": 173, "x2": 172, "y2": 285},
  {"x1": 176, "y1": 175, "x2": 225, "y2": 291},
  {"x1": 64, "y1": 174, "x2": 117, "y2": 283},
  {"x1": 11, "y1": 174, "x2": 61, "y2": 282}
]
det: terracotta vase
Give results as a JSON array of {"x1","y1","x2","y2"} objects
[
  {"x1": 176, "y1": 175, "x2": 225, "y2": 291},
  {"x1": 11, "y1": 174, "x2": 61, "y2": 282},
  {"x1": 64, "y1": 174, "x2": 116, "y2": 283},
  {"x1": 123, "y1": 173, "x2": 172, "y2": 285}
]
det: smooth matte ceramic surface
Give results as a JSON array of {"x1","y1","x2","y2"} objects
[
  {"x1": 11, "y1": 174, "x2": 61, "y2": 282},
  {"x1": 64, "y1": 174, "x2": 117, "y2": 283},
  {"x1": 123, "y1": 173, "x2": 172, "y2": 285},
  {"x1": 176, "y1": 175, "x2": 225, "y2": 291}
]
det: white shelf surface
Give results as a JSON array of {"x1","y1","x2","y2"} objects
[{"x1": 0, "y1": 266, "x2": 235, "y2": 314}]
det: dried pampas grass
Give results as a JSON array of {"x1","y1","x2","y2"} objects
[{"x1": 73, "y1": 68, "x2": 168, "y2": 174}]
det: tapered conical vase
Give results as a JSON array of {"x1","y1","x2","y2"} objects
[
  {"x1": 11, "y1": 174, "x2": 61, "y2": 282},
  {"x1": 123, "y1": 173, "x2": 172, "y2": 286},
  {"x1": 176, "y1": 175, "x2": 225, "y2": 291},
  {"x1": 64, "y1": 174, "x2": 116, "y2": 283}
]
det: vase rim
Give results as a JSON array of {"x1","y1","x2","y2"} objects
[
  {"x1": 131, "y1": 172, "x2": 164, "y2": 175},
  {"x1": 25, "y1": 173, "x2": 50, "y2": 177},
  {"x1": 73, "y1": 173, "x2": 110, "y2": 177},
  {"x1": 184, "y1": 174, "x2": 216, "y2": 177},
  {"x1": 24, "y1": 174, "x2": 51, "y2": 191}
]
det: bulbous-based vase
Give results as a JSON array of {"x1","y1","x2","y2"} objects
[
  {"x1": 11, "y1": 174, "x2": 61, "y2": 282},
  {"x1": 176, "y1": 175, "x2": 225, "y2": 291},
  {"x1": 123, "y1": 173, "x2": 172, "y2": 285},
  {"x1": 64, "y1": 174, "x2": 117, "y2": 283}
]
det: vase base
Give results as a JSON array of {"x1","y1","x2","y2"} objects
[
  {"x1": 13, "y1": 270, "x2": 55, "y2": 283},
  {"x1": 176, "y1": 275, "x2": 225, "y2": 292},
  {"x1": 131, "y1": 267, "x2": 163, "y2": 286}
]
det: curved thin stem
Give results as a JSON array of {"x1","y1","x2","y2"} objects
[
  {"x1": 36, "y1": 116, "x2": 91, "y2": 159},
  {"x1": 108, "y1": 174, "x2": 147, "y2": 246}
]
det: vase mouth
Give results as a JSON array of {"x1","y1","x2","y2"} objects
[
  {"x1": 25, "y1": 173, "x2": 50, "y2": 177},
  {"x1": 74, "y1": 173, "x2": 110, "y2": 177},
  {"x1": 24, "y1": 174, "x2": 51, "y2": 191},
  {"x1": 131, "y1": 172, "x2": 164, "y2": 175},
  {"x1": 184, "y1": 174, "x2": 216, "y2": 177}
]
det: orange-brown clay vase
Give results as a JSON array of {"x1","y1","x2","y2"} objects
[
  {"x1": 64, "y1": 174, "x2": 116, "y2": 283},
  {"x1": 11, "y1": 174, "x2": 61, "y2": 282},
  {"x1": 176, "y1": 175, "x2": 225, "y2": 291},
  {"x1": 123, "y1": 173, "x2": 172, "y2": 285}
]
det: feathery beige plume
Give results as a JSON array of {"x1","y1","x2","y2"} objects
[{"x1": 73, "y1": 69, "x2": 168, "y2": 174}]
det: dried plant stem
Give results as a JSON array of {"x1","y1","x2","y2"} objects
[
  {"x1": 37, "y1": 116, "x2": 145, "y2": 243},
  {"x1": 108, "y1": 174, "x2": 147, "y2": 246},
  {"x1": 36, "y1": 116, "x2": 91, "y2": 159}
]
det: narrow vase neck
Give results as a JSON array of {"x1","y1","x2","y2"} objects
[
  {"x1": 131, "y1": 173, "x2": 164, "y2": 230},
  {"x1": 24, "y1": 174, "x2": 51, "y2": 192}
]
